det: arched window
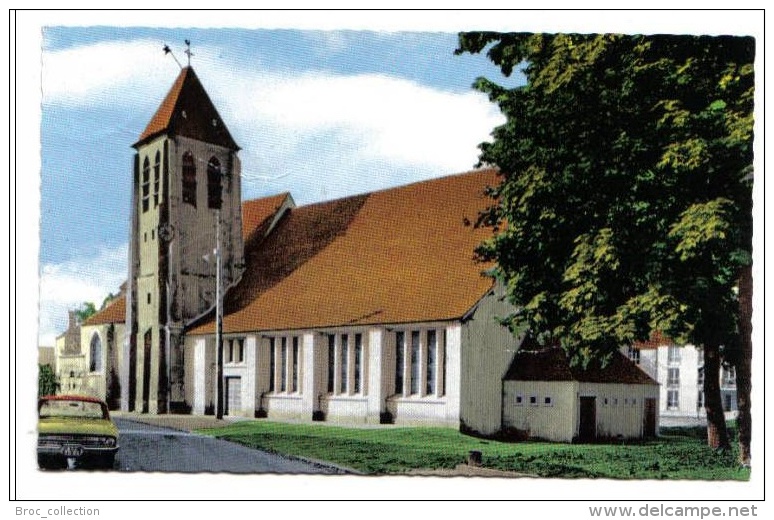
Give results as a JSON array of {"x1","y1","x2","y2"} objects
[
  {"x1": 141, "y1": 157, "x2": 150, "y2": 213},
  {"x1": 207, "y1": 156, "x2": 222, "y2": 209},
  {"x1": 90, "y1": 333, "x2": 102, "y2": 372},
  {"x1": 182, "y1": 152, "x2": 197, "y2": 206},
  {"x1": 153, "y1": 151, "x2": 161, "y2": 207}
]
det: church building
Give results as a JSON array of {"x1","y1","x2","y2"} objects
[{"x1": 81, "y1": 65, "x2": 659, "y2": 440}]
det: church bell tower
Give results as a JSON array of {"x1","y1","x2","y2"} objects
[{"x1": 124, "y1": 66, "x2": 244, "y2": 414}]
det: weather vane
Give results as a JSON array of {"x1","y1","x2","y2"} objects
[{"x1": 162, "y1": 40, "x2": 193, "y2": 69}]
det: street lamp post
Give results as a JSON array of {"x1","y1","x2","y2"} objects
[{"x1": 215, "y1": 206, "x2": 224, "y2": 420}]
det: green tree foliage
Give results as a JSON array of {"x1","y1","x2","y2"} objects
[
  {"x1": 75, "y1": 301, "x2": 97, "y2": 324},
  {"x1": 38, "y1": 363, "x2": 58, "y2": 396},
  {"x1": 456, "y1": 33, "x2": 753, "y2": 454}
]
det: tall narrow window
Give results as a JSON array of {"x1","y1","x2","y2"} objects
[
  {"x1": 207, "y1": 156, "x2": 222, "y2": 209},
  {"x1": 668, "y1": 345, "x2": 681, "y2": 363},
  {"x1": 182, "y1": 152, "x2": 196, "y2": 206},
  {"x1": 280, "y1": 337, "x2": 287, "y2": 392},
  {"x1": 354, "y1": 333, "x2": 362, "y2": 394},
  {"x1": 292, "y1": 337, "x2": 299, "y2": 392},
  {"x1": 627, "y1": 346, "x2": 640, "y2": 364},
  {"x1": 441, "y1": 330, "x2": 446, "y2": 396},
  {"x1": 89, "y1": 333, "x2": 102, "y2": 372},
  {"x1": 340, "y1": 334, "x2": 349, "y2": 394},
  {"x1": 668, "y1": 368, "x2": 680, "y2": 386},
  {"x1": 667, "y1": 390, "x2": 679, "y2": 410},
  {"x1": 268, "y1": 338, "x2": 275, "y2": 391},
  {"x1": 395, "y1": 331, "x2": 404, "y2": 395},
  {"x1": 141, "y1": 157, "x2": 150, "y2": 212},
  {"x1": 153, "y1": 151, "x2": 161, "y2": 207},
  {"x1": 410, "y1": 331, "x2": 420, "y2": 395},
  {"x1": 327, "y1": 335, "x2": 335, "y2": 393},
  {"x1": 426, "y1": 330, "x2": 436, "y2": 395}
]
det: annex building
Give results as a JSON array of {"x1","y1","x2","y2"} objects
[{"x1": 77, "y1": 66, "x2": 659, "y2": 441}]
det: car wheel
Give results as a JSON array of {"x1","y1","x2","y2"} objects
[
  {"x1": 98, "y1": 453, "x2": 116, "y2": 470},
  {"x1": 38, "y1": 454, "x2": 65, "y2": 470}
]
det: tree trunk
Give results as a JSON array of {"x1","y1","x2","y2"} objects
[
  {"x1": 703, "y1": 344, "x2": 731, "y2": 450},
  {"x1": 735, "y1": 264, "x2": 753, "y2": 466}
]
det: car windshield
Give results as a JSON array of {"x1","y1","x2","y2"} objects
[{"x1": 39, "y1": 399, "x2": 107, "y2": 419}]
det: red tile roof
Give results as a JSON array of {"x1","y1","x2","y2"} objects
[
  {"x1": 134, "y1": 67, "x2": 238, "y2": 150},
  {"x1": 241, "y1": 192, "x2": 291, "y2": 241},
  {"x1": 83, "y1": 296, "x2": 126, "y2": 326},
  {"x1": 189, "y1": 169, "x2": 499, "y2": 334},
  {"x1": 503, "y1": 347, "x2": 658, "y2": 385},
  {"x1": 632, "y1": 330, "x2": 675, "y2": 350}
]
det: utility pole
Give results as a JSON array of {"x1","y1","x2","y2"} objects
[{"x1": 215, "y1": 207, "x2": 224, "y2": 420}]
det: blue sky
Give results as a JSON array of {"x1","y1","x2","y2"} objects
[{"x1": 37, "y1": 26, "x2": 523, "y2": 344}]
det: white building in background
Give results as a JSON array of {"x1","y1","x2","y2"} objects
[{"x1": 625, "y1": 333, "x2": 737, "y2": 425}]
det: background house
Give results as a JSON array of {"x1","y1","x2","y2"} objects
[{"x1": 625, "y1": 333, "x2": 738, "y2": 426}]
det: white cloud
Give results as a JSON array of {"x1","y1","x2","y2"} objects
[
  {"x1": 43, "y1": 38, "x2": 504, "y2": 198},
  {"x1": 38, "y1": 244, "x2": 128, "y2": 346},
  {"x1": 42, "y1": 39, "x2": 180, "y2": 107},
  {"x1": 220, "y1": 72, "x2": 503, "y2": 173}
]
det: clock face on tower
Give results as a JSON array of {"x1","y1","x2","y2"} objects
[{"x1": 158, "y1": 222, "x2": 175, "y2": 242}]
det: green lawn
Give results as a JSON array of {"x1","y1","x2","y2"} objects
[{"x1": 195, "y1": 421, "x2": 749, "y2": 479}]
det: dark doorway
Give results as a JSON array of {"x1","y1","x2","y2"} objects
[
  {"x1": 643, "y1": 398, "x2": 657, "y2": 438},
  {"x1": 142, "y1": 329, "x2": 152, "y2": 413},
  {"x1": 578, "y1": 396, "x2": 596, "y2": 442},
  {"x1": 128, "y1": 335, "x2": 137, "y2": 411}
]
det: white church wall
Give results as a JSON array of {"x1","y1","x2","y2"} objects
[{"x1": 459, "y1": 286, "x2": 520, "y2": 436}]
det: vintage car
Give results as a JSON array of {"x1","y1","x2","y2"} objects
[{"x1": 37, "y1": 395, "x2": 119, "y2": 470}]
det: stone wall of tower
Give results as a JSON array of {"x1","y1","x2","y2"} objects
[
  {"x1": 133, "y1": 137, "x2": 166, "y2": 413},
  {"x1": 166, "y1": 135, "x2": 244, "y2": 324}
]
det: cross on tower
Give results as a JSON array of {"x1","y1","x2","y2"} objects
[{"x1": 184, "y1": 39, "x2": 194, "y2": 67}]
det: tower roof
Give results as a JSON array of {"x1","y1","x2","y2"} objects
[{"x1": 134, "y1": 67, "x2": 239, "y2": 150}]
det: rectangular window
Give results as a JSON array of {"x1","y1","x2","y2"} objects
[
  {"x1": 354, "y1": 333, "x2": 362, "y2": 394},
  {"x1": 668, "y1": 368, "x2": 680, "y2": 386},
  {"x1": 667, "y1": 389, "x2": 679, "y2": 410},
  {"x1": 292, "y1": 337, "x2": 299, "y2": 392},
  {"x1": 327, "y1": 335, "x2": 335, "y2": 394},
  {"x1": 529, "y1": 395, "x2": 538, "y2": 406},
  {"x1": 515, "y1": 395, "x2": 523, "y2": 405},
  {"x1": 395, "y1": 331, "x2": 404, "y2": 395},
  {"x1": 723, "y1": 393, "x2": 734, "y2": 411},
  {"x1": 340, "y1": 334, "x2": 349, "y2": 394},
  {"x1": 544, "y1": 396, "x2": 553, "y2": 406},
  {"x1": 697, "y1": 366, "x2": 705, "y2": 386},
  {"x1": 668, "y1": 345, "x2": 681, "y2": 363},
  {"x1": 410, "y1": 331, "x2": 420, "y2": 395},
  {"x1": 426, "y1": 330, "x2": 437, "y2": 395},
  {"x1": 697, "y1": 390, "x2": 705, "y2": 409},
  {"x1": 269, "y1": 338, "x2": 275, "y2": 391},
  {"x1": 721, "y1": 366, "x2": 736, "y2": 387},
  {"x1": 280, "y1": 337, "x2": 287, "y2": 392},
  {"x1": 627, "y1": 346, "x2": 641, "y2": 364},
  {"x1": 441, "y1": 330, "x2": 446, "y2": 397}
]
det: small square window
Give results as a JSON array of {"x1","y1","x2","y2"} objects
[
  {"x1": 544, "y1": 396, "x2": 552, "y2": 406},
  {"x1": 529, "y1": 396, "x2": 538, "y2": 406},
  {"x1": 515, "y1": 395, "x2": 523, "y2": 405}
]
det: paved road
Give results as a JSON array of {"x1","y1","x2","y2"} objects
[{"x1": 113, "y1": 418, "x2": 342, "y2": 474}]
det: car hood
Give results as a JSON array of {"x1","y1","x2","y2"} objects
[{"x1": 38, "y1": 417, "x2": 119, "y2": 437}]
